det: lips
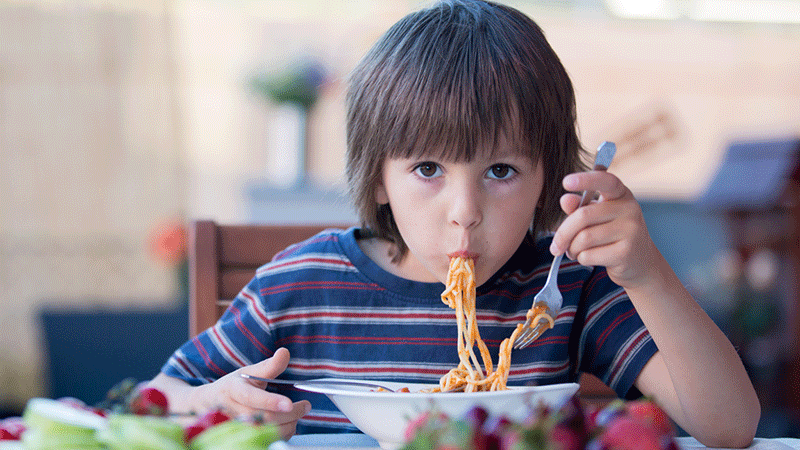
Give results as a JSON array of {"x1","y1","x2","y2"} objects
[{"x1": 447, "y1": 250, "x2": 479, "y2": 261}]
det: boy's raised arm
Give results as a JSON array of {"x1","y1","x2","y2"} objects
[
  {"x1": 626, "y1": 254, "x2": 760, "y2": 448},
  {"x1": 552, "y1": 169, "x2": 760, "y2": 448}
]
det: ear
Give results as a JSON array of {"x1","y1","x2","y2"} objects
[{"x1": 375, "y1": 181, "x2": 389, "y2": 205}]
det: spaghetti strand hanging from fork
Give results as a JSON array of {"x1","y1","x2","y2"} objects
[{"x1": 435, "y1": 257, "x2": 554, "y2": 392}]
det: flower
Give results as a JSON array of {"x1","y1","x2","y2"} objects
[
  {"x1": 249, "y1": 59, "x2": 328, "y2": 111},
  {"x1": 148, "y1": 218, "x2": 188, "y2": 267}
]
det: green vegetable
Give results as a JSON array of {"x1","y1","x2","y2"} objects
[
  {"x1": 96, "y1": 414, "x2": 184, "y2": 450},
  {"x1": 189, "y1": 420, "x2": 280, "y2": 450}
]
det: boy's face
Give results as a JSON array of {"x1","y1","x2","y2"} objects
[{"x1": 376, "y1": 134, "x2": 544, "y2": 286}]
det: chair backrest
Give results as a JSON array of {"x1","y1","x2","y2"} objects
[
  {"x1": 187, "y1": 219, "x2": 617, "y2": 403},
  {"x1": 188, "y1": 220, "x2": 347, "y2": 337}
]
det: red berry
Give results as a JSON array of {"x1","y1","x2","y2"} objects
[
  {"x1": 625, "y1": 400, "x2": 675, "y2": 437},
  {"x1": 551, "y1": 423, "x2": 587, "y2": 450},
  {"x1": 585, "y1": 406, "x2": 602, "y2": 431},
  {"x1": 473, "y1": 432, "x2": 501, "y2": 450},
  {"x1": 200, "y1": 409, "x2": 232, "y2": 427},
  {"x1": 601, "y1": 416, "x2": 662, "y2": 450},
  {"x1": 0, "y1": 417, "x2": 26, "y2": 441},
  {"x1": 184, "y1": 423, "x2": 206, "y2": 443},
  {"x1": 184, "y1": 409, "x2": 232, "y2": 444},
  {"x1": 129, "y1": 387, "x2": 169, "y2": 416},
  {"x1": 0, "y1": 429, "x2": 15, "y2": 441},
  {"x1": 465, "y1": 406, "x2": 489, "y2": 428},
  {"x1": 482, "y1": 415, "x2": 511, "y2": 435}
]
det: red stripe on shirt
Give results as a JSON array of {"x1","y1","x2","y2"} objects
[
  {"x1": 240, "y1": 290, "x2": 270, "y2": 326},
  {"x1": 192, "y1": 337, "x2": 227, "y2": 376},
  {"x1": 175, "y1": 355, "x2": 199, "y2": 378},
  {"x1": 608, "y1": 329, "x2": 650, "y2": 383},
  {"x1": 211, "y1": 327, "x2": 247, "y2": 367},
  {"x1": 595, "y1": 308, "x2": 636, "y2": 351},
  {"x1": 288, "y1": 363, "x2": 445, "y2": 375},
  {"x1": 231, "y1": 305, "x2": 273, "y2": 357},
  {"x1": 510, "y1": 361, "x2": 570, "y2": 376},
  {"x1": 586, "y1": 291, "x2": 626, "y2": 324},
  {"x1": 269, "y1": 310, "x2": 453, "y2": 323},
  {"x1": 277, "y1": 335, "x2": 456, "y2": 347},
  {"x1": 261, "y1": 280, "x2": 383, "y2": 296}
]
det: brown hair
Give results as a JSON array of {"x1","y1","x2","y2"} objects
[{"x1": 345, "y1": 0, "x2": 587, "y2": 261}]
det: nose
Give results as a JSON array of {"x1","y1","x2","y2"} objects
[{"x1": 447, "y1": 180, "x2": 483, "y2": 230}]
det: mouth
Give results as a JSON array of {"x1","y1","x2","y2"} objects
[{"x1": 447, "y1": 250, "x2": 480, "y2": 261}]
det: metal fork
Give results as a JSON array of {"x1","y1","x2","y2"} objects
[{"x1": 513, "y1": 141, "x2": 616, "y2": 349}]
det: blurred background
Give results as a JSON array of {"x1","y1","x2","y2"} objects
[{"x1": 1, "y1": 0, "x2": 799, "y2": 437}]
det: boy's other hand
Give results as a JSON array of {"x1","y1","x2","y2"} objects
[
  {"x1": 551, "y1": 170, "x2": 660, "y2": 290},
  {"x1": 190, "y1": 347, "x2": 311, "y2": 439}
]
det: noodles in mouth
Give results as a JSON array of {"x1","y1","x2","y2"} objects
[{"x1": 432, "y1": 256, "x2": 555, "y2": 392}]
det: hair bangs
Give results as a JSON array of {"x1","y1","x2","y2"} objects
[{"x1": 378, "y1": 3, "x2": 545, "y2": 164}]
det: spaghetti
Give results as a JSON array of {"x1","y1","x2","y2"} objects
[{"x1": 435, "y1": 256, "x2": 555, "y2": 392}]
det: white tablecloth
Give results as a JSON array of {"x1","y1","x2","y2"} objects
[{"x1": 269, "y1": 434, "x2": 800, "y2": 450}]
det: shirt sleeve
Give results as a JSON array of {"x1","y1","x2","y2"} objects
[
  {"x1": 576, "y1": 267, "x2": 658, "y2": 399},
  {"x1": 160, "y1": 275, "x2": 276, "y2": 385}
]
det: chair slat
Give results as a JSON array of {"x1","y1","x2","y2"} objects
[
  {"x1": 217, "y1": 225, "x2": 341, "y2": 267},
  {"x1": 219, "y1": 269, "x2": 259, "y2": 301}
]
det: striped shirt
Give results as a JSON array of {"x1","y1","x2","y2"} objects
[{"x1": 162, "y1": 227, "x2": 657, "y2": 434}]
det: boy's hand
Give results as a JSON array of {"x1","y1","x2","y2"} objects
[
  {"x1": 550, "y1": 170, "x2": 659, "y2": 290},
  {"x1": 188, "y1": 347, "x2": 311, "y2": 439}
]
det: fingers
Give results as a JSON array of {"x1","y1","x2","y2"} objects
[
  {"x1": 227, "y1": 381, "x2": 295, "y2": 413},
  {"x1": 220, "y1": 380, "x2": 311, "y2": 440},
  {"x1": 225, "y1": 393, "x2": 310, "y2": 440},
  {"x1": 558, "y1": 220, "x2": 629, "y2": 266},
  {"x1": 552, "y1": 171, "x2": 637, "y2": 261},
  {"x1": 563, "y1": 170, "x2": 627, "y2": 203},
  {"x1": 229, "y1": 389, "x2": 309, "y2": 424},
  {"x1": 552, "y1": 198, "x2": 619, "y2": 256}
]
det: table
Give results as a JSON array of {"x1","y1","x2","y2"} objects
[{"x1": 269, "y1": 434, "x2": 800, "y2": 450}]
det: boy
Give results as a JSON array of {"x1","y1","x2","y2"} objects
[{"x1": 148, "y1": 0, "x2": 760, "y2": 446}]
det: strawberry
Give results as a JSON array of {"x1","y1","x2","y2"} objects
[
  {"x1": 625, "y1": 399, "x2": 675, "y2": 438},
  {"x1": 184, "y1": 408, "x2": 231, "y2": 443},
  {"x1": 600, "y1": 416, "x2": 662, "y2": 450},
  {"x1": 0, "y1": 417, "x2": 26, "y2": 441},
  {"x1": 129, "y1": 387, "x2": 169, "y2": 416},
  {"x1": 550, "y1": 423, "x2": 586, "y2": 450},
  {"x1": 183, "y1": 423, "x2": 206, "y2": 443}
]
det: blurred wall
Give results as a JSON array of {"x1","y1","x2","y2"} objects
[
  {"x1": 1, "y1": 0, "x2": 799, "y2": 411},
  {"x1": 0, "y1": 0, "x2": 185, "y2": 408}
]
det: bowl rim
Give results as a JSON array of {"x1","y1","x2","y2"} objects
[{"x1": 294, "y1": 378, "x2": 580, "y2": 399}]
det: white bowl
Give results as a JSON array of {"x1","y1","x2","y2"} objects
[{"x1": 296, "y1": 379, "x2": 580, "y2": 450}]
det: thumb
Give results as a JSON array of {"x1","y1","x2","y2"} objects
[{"x1": 240, "y1": 347, "x2": 291, "y2": 381}]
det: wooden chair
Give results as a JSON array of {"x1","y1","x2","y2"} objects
[
  {"x1": 188, "y1": 220, "x2": 347, "y2": 337},
  {"x1": 187, "y1": 219, "x2": 617, "y2": 403}
]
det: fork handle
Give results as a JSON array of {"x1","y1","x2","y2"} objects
[
  {"x1": 577, "y1": 142, "x2": 615, "y2": 207},
  {"x1": 544, "y1": 253, "x2": 563, "y2": 287}
]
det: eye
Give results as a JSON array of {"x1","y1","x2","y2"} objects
[
  {"x1": 413, "y1": 162, "x2": 442, "y2": 179},
  {"x1": 486, "y1": 164, "x2": 516, "y2": 180}
]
